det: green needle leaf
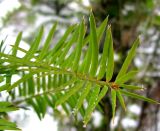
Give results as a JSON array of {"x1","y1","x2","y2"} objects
[
  {"x1": 111, "y1": 89, "x2": 116, "y2": 122},
  {"x1": 27, "y1": 99, "x2": 42, "y2": 119},
  {"x1": 97, "y1": 27, "x2": 110, "y2": 80},
  {"x1": 7, "y1": 73, "x2": 34, "y2": 91},
  {"x1": 97, "y1": 16, "x2": 108, "y2": 43},
  {"x1": 0, "y1": 102, "x2": 18, "y2": 112},
  {"x1": 0, "y1": 119, "x2": 20, "y2": 130},
  {"x1": 98, "y1": 85, "x2": 108, "y2": 101},
  {"x1": 24, "y1": 26, "x2": 43, "y2": 61},
  {"x1": 83, "y1": 85, "x2": 108, "y2": 125},
  {"x1": 106, "y1": 26, "x2": 114, "y2": 82},
  {"x1": 0, "y1": 83, "x2": 10, "y2": 92},
  {"x1": 116, "y1": 38, "x2": 140, "y2": 80},
  {"x1": 72, "y1": 19, "x2": 86, "y2": 71},
  {"x1": 12, "y1": 32, "x2": 22, "y2": 57},
  {"x1": 120, "y1": 90, "x2": 160, "y2": 104},
  {"x1": 0, "y1": 76, "x2": 4, "y2": 83},
  {"x1": 74, "y1": 82, "x2": 91, "y2": 116},
  {"x1": 83, "y1": 16, "x2": 108, "y2": 46},
  {"x1": 115, "y1": 71, "x2": 138, "y2": 84},
  {"x1": 57, "y1": 25, "x2": 79, "y2": 65},
  {"x1": 82, "y1": 44, "x2": 92, "y2": 74},
  {"x1": 89, "y1": 13, "x2": 99, "y2": 77},
  {"x1": 119, "y1": 84, "x2": 143, "y2": 90},
  {"x1": 55, "y1": 82, "x2": 83, "y2": 107},
  {"x1": 116, "y1": 90, "x2": 126, "y2": 111},
  {"x1": 37, "y1": 23, "x2": 57, "y2": 61},
  {"x1": 83, "y1": 85, "x2": 100, "y2": 125},
  {"x1": 47, "y1": 24, "x2": 75, "y2": 63}
]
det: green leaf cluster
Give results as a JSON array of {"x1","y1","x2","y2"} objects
[
  {"x1": 0, "y1": 102, "x2": 20, "y2": 130},
  {"x1": 0, "y1": 13, "x2": 159, "y2": 129}
]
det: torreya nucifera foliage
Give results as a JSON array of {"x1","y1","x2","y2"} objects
[{"x1": 0, "y1": 13, "x2": 159, "y2": 130}]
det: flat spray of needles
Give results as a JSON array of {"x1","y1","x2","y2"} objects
[{"x1": 0, "y1": 13, "x2": 159, "y2": 130}]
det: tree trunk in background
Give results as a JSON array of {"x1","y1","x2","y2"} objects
[{"x1": 136, "y1": 81, "x2": 160, "y2": 131}]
